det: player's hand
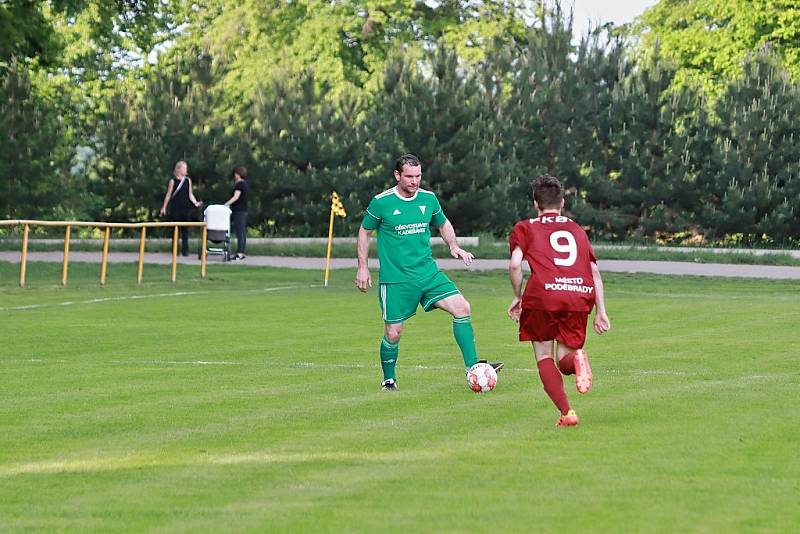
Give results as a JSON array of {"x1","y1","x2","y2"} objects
[
  {"x1": 355, "y1": 267, "x2": 372, "y2": 292},
  {"x1": 159, "y1": 207, "x2": 166, "y2": 217},
  {"x1": 593, "y1": 312, "x2": 611, "y2": 335},
  {"x1": 507, "y1": 297, "x2": 522, "y2": 322},
  {"x1": 450, "y1": 247, "x2": 474, "y2": 266}
]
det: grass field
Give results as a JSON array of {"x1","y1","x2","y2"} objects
[{"x1": 1, "y1": 261, "x2": 798, "y2": 532}]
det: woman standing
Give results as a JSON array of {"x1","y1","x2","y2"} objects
[
  {"x1": 159, "y1": 160, "x2": 202, "y2": 256},
  {"x1": 223, "y1": 165, "x2": 249, "y2": 260}
]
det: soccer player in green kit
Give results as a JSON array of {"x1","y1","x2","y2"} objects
[{"x1": 355, "y1": 154, "x2": 503, "y2": 391}]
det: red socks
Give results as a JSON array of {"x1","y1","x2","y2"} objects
[
  {"x1": 537, "y1": 358, "x2": 570, "y2": 415},
  {"x1": 557, "y1": 352, "x2": 575, "y2": 375}
]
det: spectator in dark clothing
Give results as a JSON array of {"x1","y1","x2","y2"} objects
[
  {"x1": 223, "y1": 165, "x2": 249, "y2": 260},
  {"x1": 159, "y1": 160, "x2": 202, "y2": 256}
]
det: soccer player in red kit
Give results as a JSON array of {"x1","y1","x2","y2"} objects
[{"x1": 507, "y1": 175, "x2": 611, "y2": 426}]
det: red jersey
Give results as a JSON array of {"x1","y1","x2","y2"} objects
[{"x1": 509, "y1": 214, "x2": 598, "y2": 313}]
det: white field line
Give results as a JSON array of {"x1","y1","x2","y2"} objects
[
  {"x1": 0, "y1": 449, "x2": 447, "y2": 477},
  {"x1": 0, "y1": 359, "x2": 778, "y2": 382},
  {"x1": 289, "y1": 362, "x2": 776, "y2": 381},
  {"x1": 0, "y1": 449, "x2": 445, "y2": 477},
  {"x1": 0, "y1": 284, "x2": 317, "y2": 312}
]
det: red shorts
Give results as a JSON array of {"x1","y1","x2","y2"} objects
[{"x1": 519, "y1": 309, "x2": 589, "y2": 349}]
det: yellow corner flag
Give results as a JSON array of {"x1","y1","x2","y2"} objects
[
  {"x1": 331, "y1": 191, "x2": 347, "y2": 218},
  {"x1": 324, "y1": 191, "x2": 346, "y2": 287}
]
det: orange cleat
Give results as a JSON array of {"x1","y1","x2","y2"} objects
[
  {"x1": 556, "y1": 409, "x2": 579, "y2": 427},
  {"x1": 574, "y1": 349, "x2": 592, "y2": 394}
]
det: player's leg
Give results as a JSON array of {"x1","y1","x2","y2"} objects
[
  {"x1": 377, "y1": 283, "x2": 419, "y2": 390},
  {"x1": 380, "y1": 322, "x2": 403, "y2": 390},
  {"x1": 555, "y1": 344, "x2": 575, "y2": 375},
  {"x1": 424, "y1": 272, "x2": 503, "y2": 372},
  {"x1": 521, "y1": 309, "x2": 577, "y2": 425},
  {"x1": 433, "y1": 293, "x2": 480, "y2": 369},
  {"x1": 533, "y1": 341, "x2": 575, "y2": 423},
  {"x1": 556, "y1": 313, "x2": 592, "y2": 394}
]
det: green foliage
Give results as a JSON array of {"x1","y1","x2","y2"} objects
[
  {"x1": 83, "y1": 49, "x2": 221, "y2": 224},
  {"x1": 181, "y1": 0, "x2": 527, "y2": 111},
  {"x1": 499, "y1": 11, "x2": 630, "y2": 233},
  {"x1": 0, "y1": 0, "x2": 62, "y2": 68},
  {"x1": 0, "y1": 60, "x2": 66, "y2": 220},
  {"x1": 577, "y1": 45, "x2": 700, "y2": 239},
  {"x1": 247, "y1": 69, "x2": 365, "y2": 236},
  {"x1": 362, "y1": 48, "x2": 508, "y2": 234},
  {"x1": 637, "y1": 0, "x2": 800, "y2": 96},
  {"x1": 1, "y1": 1, "x2": 188, "y2": 76},
  {"x1": 697, "y1": 51, "x2": 800, "y2": 242}
]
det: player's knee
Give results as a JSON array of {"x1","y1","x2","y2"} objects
[
  {"x1": 385, "y1": 331, "x2": 401, "y2": 343},
  {"x1": 384, "y1": 325, "x2": 403, "y2": 343},
  {"x1": 456, "y1": 298, "x2": 471, "y2": 317}
]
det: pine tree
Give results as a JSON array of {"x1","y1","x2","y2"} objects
[
  {"x1": 85, "y1": 50, "x2": 220, "y2": 224},
  {"x1": 699, "y1": 49, "x2": 800, "y2": 244},
  {"x1": 499, "y1": 7, "x2": 629, "y2": 235},
  {"x1": 0, "y1": 60, "x2": 64, "y2": 221},
  {"x1": 361, "y1": 47, "x2": 504, "y2": 234},
  {"x1": 247, "y1": 69, "x2": 364, "y2": 236},
  {"x1": 576, "y1": 45, "x2": 700, "y2": 240}
]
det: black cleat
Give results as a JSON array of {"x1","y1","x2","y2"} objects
[
  {"x1": 381, "y1": 378, "x2": 398, "y2": 391},
  {"x1": 479, "y1": 359, "x2": 504, "y2": 372}
]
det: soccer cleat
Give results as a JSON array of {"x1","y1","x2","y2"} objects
[
  {"x1": 574, "y1": 349, "x2": 592, "y2": 394},
  {"x1": 381, "y1": 378, "x2": 397, "y2": 391},
  {"x1": 478, "y1": 359, "x2": 504, "y2": 372},
  {"x1": 556, "y1": 409, "x2": 579, "y2": 427}
]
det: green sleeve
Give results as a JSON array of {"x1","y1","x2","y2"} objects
[
  {"x1": 430, "y1": 196, "x2": 447, "y2": 227},
  {"x1": 361, "y1": 197, "x2": 381, "y2": 230}
]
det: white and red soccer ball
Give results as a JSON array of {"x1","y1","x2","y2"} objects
[{"x1": 467, "y1": 362, "x2": 497, "y2": 393}]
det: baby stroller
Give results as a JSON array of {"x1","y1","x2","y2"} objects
[{"x1": 204, "y1": 204, "x2": 232, "y2": 261}]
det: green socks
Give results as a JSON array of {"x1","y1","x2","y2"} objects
[
  {"x1": 453, "y1": 316, "x2": 479, "y2": 368},
  {"x1": 380, "y1": 336, "x2": 399, "y2": 381}
]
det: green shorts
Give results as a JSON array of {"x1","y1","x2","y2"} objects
[{"x1": 378, "y1": 271, "x2": 461, "y2": 323}]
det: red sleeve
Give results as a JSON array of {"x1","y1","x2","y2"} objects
[{"x1": 509, "y1": 221, "x2": 527, "y2": 253}]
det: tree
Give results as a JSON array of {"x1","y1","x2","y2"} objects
[
  {"x1": 361, "y1": 48, "x2": 506, "y2": 234},
  {"x1": 696, "y1": 50, "x2": 800, "y2": 243},
  {"x1": 84, "y1": 49, "x2": 220, "y2": 224},
  {"x1": 1, "y1": 1, "x2": 188, "y2": 75},
  {"x1": 574, "y1": 46, "x2": 701, "y2": 240},
  {"x1": 0, "y1": 0, "x2": 62, "y2": 68},
  {"x1": 246, "y1": 69, "x2": 365, "y2": 236},
  {"x1": 636, "y1": 0, "x2": 800, "y2": 96},
  {"x1": 0, "y1": 60, "x2": 65, "y2": 220},
  {"x1": 499, "y1": 6, "x2": 629, "y2": 234},
  {"x1": 178, "y1": 0, "x2": 528, "y2": 117}
]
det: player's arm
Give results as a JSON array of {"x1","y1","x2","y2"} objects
[
  {"x1": 438, "y1": 219, "x2": 473, "y2": 266},
  {"x1": 355, "y1": 226, "x2": 372, "y2": 292},
  {"x1": 508, "y1": 246, "x2": 524, "y2": 321},
  {"x1": 591, "y1": 261, "x2": 611, "y2": 334}
]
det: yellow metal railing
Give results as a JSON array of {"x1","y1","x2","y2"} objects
[{"x1": 0, "y1": 220, "x2": 208, "y2": 287}]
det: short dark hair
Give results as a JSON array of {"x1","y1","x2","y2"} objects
[
  {"x1": 394, "y1": 153, "x2": 421, "y2": 173},
  {"x1": 233, "y1": 166, "x2": 248, "y2": 179},
  {"x1": 532, "y1": 174, "x2": 564, "y2": 209}
]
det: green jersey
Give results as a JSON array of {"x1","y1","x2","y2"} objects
[{"x1": 361, "y1": 186, "x2": 448, "y2": 283}]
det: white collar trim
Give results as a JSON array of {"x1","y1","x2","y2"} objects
[{"x1": 393, "y1": 187, "x2": 418, "y2": 202}]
